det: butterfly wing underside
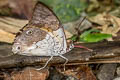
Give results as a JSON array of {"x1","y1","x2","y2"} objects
[{"x1": 14, "y1": 2, "x2": 68, "y2": 56}]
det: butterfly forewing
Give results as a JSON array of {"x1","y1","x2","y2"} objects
[{"x1": 27, "y1": 2, "x2": 61, "y2": 31}]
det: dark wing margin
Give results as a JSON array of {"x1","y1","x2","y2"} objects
[{"x1": 28, "y1": 1, "x2": 61, "y2": 31}]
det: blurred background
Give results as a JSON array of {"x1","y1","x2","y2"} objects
[
  {"x1": 0, "y1": 0, "x2": 120, "y2": 43},
  {"x1": 1, "y1": 1, "x2": 120, "y2": 80}
]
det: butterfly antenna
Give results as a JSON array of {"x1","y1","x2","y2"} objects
[
  {"x1": 77, "y1": 17, "x2": 86, "y2": 30},
  {"x1": 74, "y1": 17, "x2": 86, "y2": 41}
]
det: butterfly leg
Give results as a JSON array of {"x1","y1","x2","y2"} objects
[
  {"x1": 37, "y1": 56, "x2": 53, "y2": 70},
  {"x1": 59, "y1": 55, "x2": 68, "y2": 71}
]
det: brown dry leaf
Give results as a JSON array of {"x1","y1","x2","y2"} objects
[
  {"x1": 91, "y1": 13, "x2": 120, "y2": 36},
  {"x1": 90, "y1": 13, "x2": 120, "y2": 41},
  {"x1": 64, "y1": 65, "x2": 96, "y2": 80},
  {"x1": 8, "y1": 67, "x2": 49, "y2": 80},
  {"x1": 0, "y1": 17, "x2": 28, "y2": 33},
  {"x1": 89, "y1": 13, "x2": 107, "y2": 25},
  {"x1": 0, "y1": 29, "x2": 15, "y2": 43},
  {"x1": 101, "y1": 14, "x2": 120, "y2": 37},
  {"x1": 110, "y1": 7, "x2": 120, "y2": 17},
  {"x1": 0, "y1": 17, "x2": 28, "y2": 43},
  {"x1": 77, "y1": 66, "x2": 96, "y2": 80}
]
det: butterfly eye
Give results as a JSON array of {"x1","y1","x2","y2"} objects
[{"x1": 26, "y1": 30, "x2": 33, "y2": 35}]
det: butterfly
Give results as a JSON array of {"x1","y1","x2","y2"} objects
[{"x1": 12, "y1": 2, "x2": 73, "y2": 70}]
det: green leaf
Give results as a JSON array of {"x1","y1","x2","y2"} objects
[
  {"x1": 81, "y1": 33, "x2": 112, "y2": 42},
  {"x1": 80, "y1": 29, "x2": 100, "y2": 38}
]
